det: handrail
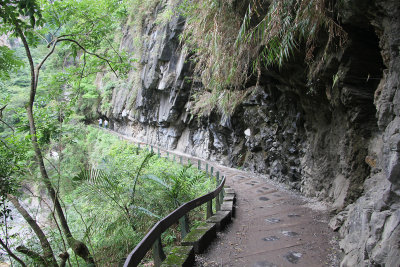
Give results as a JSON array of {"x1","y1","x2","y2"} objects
[{"x1": 123, "y1": 176, "x2": 226, "y2": 267}]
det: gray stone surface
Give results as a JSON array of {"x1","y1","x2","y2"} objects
[
  {"x1": 220, "y1": 200, "x2": 234, "y2": 217},
  {"x1": 206, "y1": 211, "x2": 231, "y2": 231},
  {"x1": 223, "y1": 194, "x2": 235, "y2": 202},
  {"x1": 181, "y1": 222, "x2": 216, "y2": 254}
]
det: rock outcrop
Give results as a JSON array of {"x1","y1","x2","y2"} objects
[{"x1": 96, "y1": 0, "x2": 400, "y2": 265}]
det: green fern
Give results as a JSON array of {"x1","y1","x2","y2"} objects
[
  {"x1": 144, "y1": 165, "x2": 206, "y2": 209},
  {"x1": 73, "y1": 152, "x2": 158, "y2": 231}
]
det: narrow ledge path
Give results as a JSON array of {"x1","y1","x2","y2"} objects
[
  {"x1": 195, "y1": 168, "x2": 341, "y2": 267},
  {"x1": 105, "y1": 128, "x2": 341, "y2": 267}
]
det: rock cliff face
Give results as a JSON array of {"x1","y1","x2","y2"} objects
[{"x1": 98, "y1": 0, "x2": 400, "y2": 265}]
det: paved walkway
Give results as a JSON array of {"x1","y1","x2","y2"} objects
[
  {"x1": 196, "y1": 166, "x2": 340, "y2": 267},
  {"x1": 106, "y1": 128, "x2": 341, "y2": 266}
]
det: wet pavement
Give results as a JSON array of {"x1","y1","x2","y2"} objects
[
  {"x1": 107, "y1": 129, "x2": 341, "y2": 267},
  {"x1": 195, "y1": 168, "x2": 341, "y2": 267}
]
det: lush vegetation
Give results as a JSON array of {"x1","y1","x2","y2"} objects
[
  {"x1": 0, "y1": 0, "x2": 214, "y2": 266},
  {"x1": 2, "y1": 122, "x2": 212, "y2": 266},
  {"x1": 180, "y1": 0, "x2": 347, "y2": 117}
]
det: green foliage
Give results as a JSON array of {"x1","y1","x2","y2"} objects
[
  {"x1": 0, "y1": 0, "x2": 44, "y2": 37},
  {"x1": 0, "y1": 135, "x2": 29, "y2": 197},
  {"x1": 144, "y1": 164, "x2": 206, "y2": 209},
  {"x1": 181, "y1": 0, "x2": 347, "y2": 117},
  {"x1": 0, "y1": 46, "x2": 23, "y2": 79},
  {"x1": 128, "y1": 0, "x2": 162, "y2": 29},
  {"x1": 0, "y1": 0, "x2": 135, "y2": 265},
  {"x1": 56, "y1": 126, "x2": 212, "y2": 265},
  {"x1": 155, "y1": 5, "x2": 174, "y2": 25}
]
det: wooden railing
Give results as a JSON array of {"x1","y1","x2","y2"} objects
[{"x1": 122, "y1": 144, "x2": 226, "y2": 267}]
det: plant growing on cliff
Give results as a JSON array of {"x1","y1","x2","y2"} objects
[{"x1": 181, "y1": 0, "x2": 347, "y2": 117}]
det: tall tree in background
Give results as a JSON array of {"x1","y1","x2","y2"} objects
[{"x1": 0, "y1": 0, "x2": 129, "y2": 265}]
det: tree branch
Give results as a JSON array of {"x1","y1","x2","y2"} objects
[
  {"x1": 0, "y1": 118, "x2": 14, "y2": 133},
  {"x1": 58, "y1": 38, "x2": 119, "y2": 78},
  {"x1": 35, "y1": 37, "x2": 59, "y2": 90},
  {"x1": 22, "y1": 186, "x2": 71, "y2": 267},
  {"x1": 16, "y1": 25, "x2": 95, "y2": 265},
  {"x1": 7, "y1": 194, "x2": 58, "y2": 266},
  {"x1": 13, "y1": 24, "x2": 36, "y2": 109},
  {"x1": 16, "y1": 245, "x2": 47, "y2": 266},
  {"x1": 0, "y1": 138, "x2": 10, "y2": 149},
  {"x1": 0, "y1": 238, "x2": 27, "y2": 267},
  {"x1": 59, "y1": 252, "x2": 69, "y2": 267}
]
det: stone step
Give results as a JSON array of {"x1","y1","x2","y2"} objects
[
  {"x1": 221, "y1": 200, "x2": 235, "y2": 218},
  {"x1": 161, "y1": 245, "x2": 194, "y2": 267},
  {"x1": 225, "y1": 188, "x2": 234, "y2": 194},
  {"x1": 181, "y1": 222, "x2": 216, "y2": 254},
  {"x1": 224, "y1": 193, "x2": 236, "y2": 203},
  {"x1": 206, "y1": 210, "x2": 231, "y2": 231}
]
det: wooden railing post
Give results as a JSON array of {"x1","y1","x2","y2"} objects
[
  {"x1": 180, "y1": 156, "x2": 182, "y2": 164},
  {"x1": 211, "y1": 166, "x2": 214, "y2": 178},
  {"x1": 206, "y1": 200, "x2": 213, "y2": 219},
  {"x1": 206, "y1": 163, "x2": 209, "y2": 178},
  {"x1": 152, "y1": 237, "x2": 166, "y2": 267},
  {"x1": 219, "y1": 176, "x2": 224, "y2": 204},
  {"x1": 179, "y1": 215, "x2": 190, "y2": 239},
  {"x1": 151, "y1": 145, "x2": 154, "y2": 153},
  {"x1": 198, "y1": 160, "x2": 201, "y2": 170},
  {"x1": 157, "y1": 148, "x2": 160, "y2": 158},
  {"x1": 167, "y1": 151, "x2": 169, "y2": 159},
  {"x1": 216, "y1": 193, "x2": 221, "y2": 211},
  {"x1": 123, "y1": 177, "x2": 226, "y2": 267}
]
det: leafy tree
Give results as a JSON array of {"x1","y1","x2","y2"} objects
[{"x1": 0, "y1": 0, "x2": 130, "y2": 265}]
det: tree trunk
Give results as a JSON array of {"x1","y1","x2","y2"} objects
[
  {"x1": 15, "y1": 25, "x2": 96, "y2": 266},
  {"x1": 7, "y1": 194, "x2": 58, "y2": 266}
]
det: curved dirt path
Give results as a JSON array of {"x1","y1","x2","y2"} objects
[{"x1": 106, "y1": 128, "x2": 341, "y2": 266}]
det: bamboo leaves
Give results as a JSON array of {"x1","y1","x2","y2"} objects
[{"x1": 181, "y1": 0, "x2": 347, "y2": 117}]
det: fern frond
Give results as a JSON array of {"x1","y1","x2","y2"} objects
[
  {"x1": 131, "y1": 205, "x2": 161, "y2": 219},
  {"x1": 142, "y1": 174, "x2": 170, "y2": 189}
]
